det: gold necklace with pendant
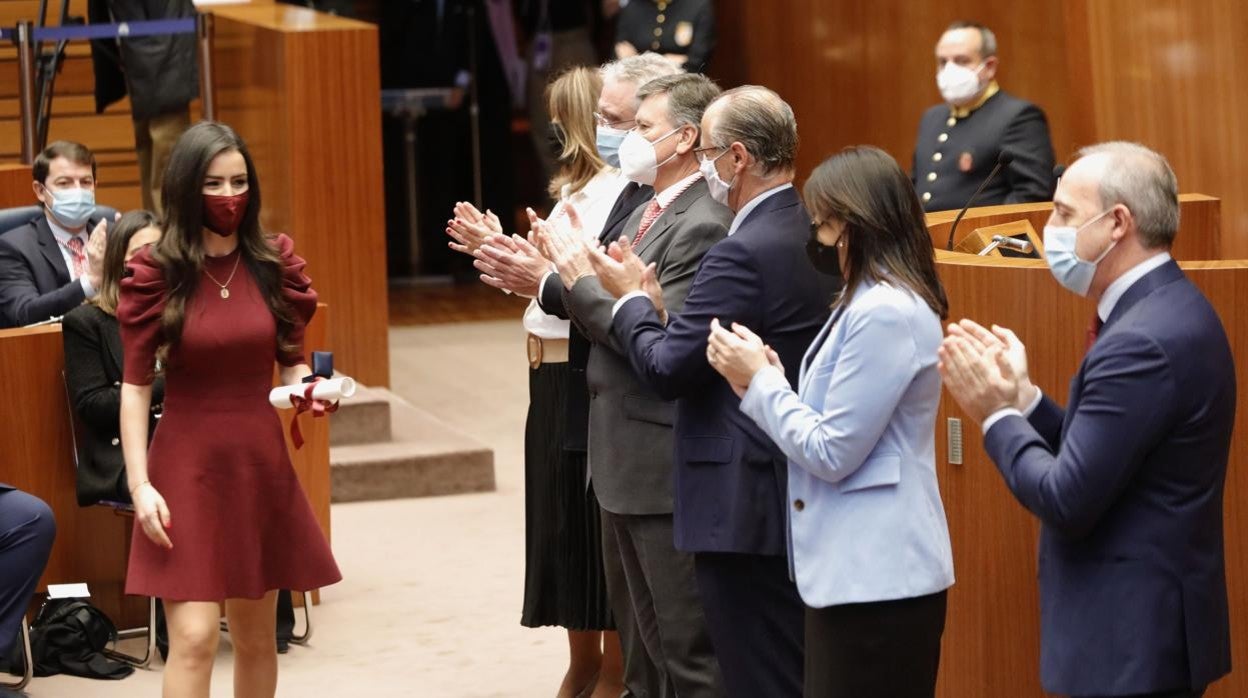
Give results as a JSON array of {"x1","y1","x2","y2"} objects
[{"x1": 203, "y1": 252, "x2": 242, "y2": 299}]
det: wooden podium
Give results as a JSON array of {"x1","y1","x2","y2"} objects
[{"x1": 928, "y1": 197, "x2": 1248, "y2": 697}]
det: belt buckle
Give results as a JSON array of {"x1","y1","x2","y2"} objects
[{"x1": 527, "y1": 334, "x2": 542, "y2": 369}]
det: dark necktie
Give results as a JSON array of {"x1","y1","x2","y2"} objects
[{"x1": 1085, "y1": 312, "x2": 1103, "y2": 352}]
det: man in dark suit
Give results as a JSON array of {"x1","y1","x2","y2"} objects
[
  {"x1": 0, "y1": 141, "x2": 109, "y2": 328},
  {"x1": 539, "y1": 73, "x2": 729, "y2": 697},
  {"x1": 459, "y1": 53, "x2": 682, "y2": 698},
  {"x1": 584, "y1": 86, "x2": 835, "y2": 698},
  {"x1": 0, "y1": 486, "x2": 56, "y2": 664},
  {"x1": 912, "y1": 21, "x2": 1055, "y2": 212},
  {"x1": 940, "y1": 142, "x2": 1233, "y2": 698}
]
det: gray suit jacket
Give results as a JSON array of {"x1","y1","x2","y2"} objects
[{"x1": 566, "y1": 178, "x2": 731, "y2": 515}]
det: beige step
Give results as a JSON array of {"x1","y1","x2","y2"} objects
[
  {"x1": 330, "y1": 383, "x2": 392, "y2": 446},
  {"x1": 330, "y1": 391, "x2": 495, "y2": 502}
]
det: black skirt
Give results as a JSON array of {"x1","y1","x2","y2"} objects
[
  {"x1": 804, "y1": 590, "x2": 947, "y2": 697},
  {"x1": 521, "y1": 361, "x2": 613, "y2": 630}
]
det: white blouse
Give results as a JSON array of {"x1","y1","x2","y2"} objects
[{"x1": 523, "y1": 169, "x2": 630, "y2": 339}]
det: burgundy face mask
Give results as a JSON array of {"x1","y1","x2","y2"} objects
[{"x1": 203, "y1": 191, "x2": 250, "y2": 237}]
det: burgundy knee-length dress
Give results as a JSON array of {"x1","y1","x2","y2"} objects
[{"x1": 118, "y1": 233, "x2": 342, "y2": 601}]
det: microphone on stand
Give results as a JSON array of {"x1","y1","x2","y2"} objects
[
  {"x1": 945, "y1": 150, "x2": 1016, "y2": 251},
  {"x1": 978, "y1": 234, "x2": 1034, "y2": 256}
]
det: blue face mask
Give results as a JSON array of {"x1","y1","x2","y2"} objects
[
  {"x1": 43, "y1": 186, "x2": 96, "y2": 228},
  {"x1": 596, "y1": 125, "x2": 628, "y2": 168},
  {"x1": 1043, "y1": 208, "x2": 1115, "y2": 297}
]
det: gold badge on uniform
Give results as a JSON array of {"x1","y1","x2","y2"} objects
[
  {"x1": 675, "y1": 21, "x2": 694, "y2": 47},
  {"x1": 959, "y1": 151, "x2": 974, "y2": 173}
]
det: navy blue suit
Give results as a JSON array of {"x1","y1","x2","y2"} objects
[
  {"x1": 611, "y1": 186, "x2": 835, "y2": 697},
  {"x1": 0, "y1": 485, "x2": 56, "y2": 656},
  {"x1": 984, "y1": 260, "x2": 1233, "y2": 697}
]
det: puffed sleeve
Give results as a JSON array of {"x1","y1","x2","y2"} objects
[
  {"x1": 273, "y1": 233, "x2": 318, "y2": 366},
  {"x1": 117, "y1": 247, "x2": 167, "y2": 385}
]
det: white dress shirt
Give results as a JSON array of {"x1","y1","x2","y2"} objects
[
  {"x1": 46, "y1": 214, "x2": 97, "y2": 298},
  {"x1": 981, "y1": 251, "x2": 1174, "y2": 433},
  {"x1": 524, "y1": 169, "x2": 629, "y2": 339}
]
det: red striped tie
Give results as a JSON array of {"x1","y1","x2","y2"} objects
[
  {"x1": 632, "y1": 200, "x2": 663, "y2": 247},
  {"x1": 64, "y1": 236, "x2": 87, "y2": 279}
]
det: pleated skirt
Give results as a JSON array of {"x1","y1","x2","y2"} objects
[{"x1": 521, "y1": 361, "x2": 614, "y2": 630}]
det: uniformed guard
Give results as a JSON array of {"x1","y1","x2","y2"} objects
[
  {"x1": 614, "y1": 0, "x2": 716, "y2": 73},
  {"x1": 911, "y1": 21, "x2": 1056, "y2": 212}
]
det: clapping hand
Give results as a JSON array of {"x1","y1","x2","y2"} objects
[
  {"x1": 937, "y1": 320, "x2": 1032, "y2": 424},
  {"x1": 446, "y1": 201, "x2": 502, "y2": 256},
  {"x1": 707, "y1": 319, "x2": 782, "y2": 399},
  {"x1": 473, "y1": 232, "x2": 550, "y2": 297},
  {"x1": 533, "y1": 205, "x2": 596, "y2": 290},
  {"x1": 85, "y1": 213, "x2": 116, "y2": 290}
]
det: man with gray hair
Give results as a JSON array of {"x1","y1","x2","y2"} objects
[
  {"x1": 912, "y1": 20, "x2": 1055, "y2": 212},
  {"x1": 581, "y1": 85, "x2": 837, "y2": 697},
  {"x1": 940, "y1": 142, "x2": 1233, "y2": 698}
]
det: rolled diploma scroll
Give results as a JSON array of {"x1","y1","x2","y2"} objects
[{"x1": 268, "y1": 377, "x2": 357, "y2": 409}]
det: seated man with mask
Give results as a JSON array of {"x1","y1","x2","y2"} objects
[
  {"x1": 0, "y1": 141, "x2": 111, "y2": 328},
  {"x1": 912, "y1": 20, "x2": 1055, "y2": 212}
]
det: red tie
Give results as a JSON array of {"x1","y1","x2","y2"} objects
[
  {"x1": 64, "y1": 236, "x2": 87, "y2": 279},
  {"x1": 1085, "y1": 313, "x2": 1103, "y2": 352},
  {"x1": 632, "y1": 199, "x2": 663, "y2": 247}
]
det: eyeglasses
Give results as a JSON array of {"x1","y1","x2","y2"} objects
[
  {"x1": 693, "y1": 145, "x2": 727, "y2": 163},
  {"x1": 594, "y1": 112, "x2": 636, "y2": 129}
]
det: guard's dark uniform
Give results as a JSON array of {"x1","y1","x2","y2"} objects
[
  {"x1": 911, "y1": 84, "x2": 1056, "y2": 212},
  {"x1": 616, "y1": 0, "x2": 715, "y2": 73}
]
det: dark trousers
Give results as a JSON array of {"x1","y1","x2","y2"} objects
[
  {"x1": 804, "y1": 590, "x2": 947, "y2": 697},
  {"x1": 694, "y1": 551, "x2": 803, "y2": 698},
  {"x1": 605, "y1": 511, "x2": 723, "y2": 698},
  {"x1": 0, "y1": 489, "x2": 56, "y2": 656},
  {"x1": 601, "y1": 508, "x2": 662, "y2": 698}
]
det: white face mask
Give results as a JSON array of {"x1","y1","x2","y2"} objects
[
  {"x1": 936, "y1": 61, "x2": 986, "y2": 104},
  {"x1": 698, "y1": 149, "x2": 734, "y2": 205},
  {"x1": 1043, "y1": 209, "x2": 1116, "y2": 297},
  {"x1": 618, "y1": 127, "x2": 681, "y2": 186}
]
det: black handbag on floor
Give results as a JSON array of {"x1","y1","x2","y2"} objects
[{"x1": 1, "y1": 599, "x2": 134, "y2": 680}]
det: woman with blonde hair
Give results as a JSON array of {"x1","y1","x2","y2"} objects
[{"x1": 448, "y1": 65, "x2": 629, "y2": 697}]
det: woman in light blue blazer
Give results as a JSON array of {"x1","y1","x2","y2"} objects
[{"x1": 706, "y1": 146, "x2": 954, "y2": 697}]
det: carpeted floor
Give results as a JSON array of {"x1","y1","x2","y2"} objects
[{"x1": 27, "y1": 320, "x2": 575, "y2": 697}]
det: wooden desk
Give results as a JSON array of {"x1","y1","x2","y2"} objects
[
  {"x1": 0, "y1": 304, "x2": 331, "y2": 622},
  {"x1": 926, "y1": 193, "x2": 1221, "y2": 262}
]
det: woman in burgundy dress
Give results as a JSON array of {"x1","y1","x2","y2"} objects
[{"x1": 118, "y1": 121, "x2": 341, "y2": 697}]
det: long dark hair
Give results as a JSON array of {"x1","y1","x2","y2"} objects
[
  {"x1": 96, "y1": 209, "x2": 159, "y2": 315},
  {"x1": 802, "y1": 146, "x2": 948, "y2": 319},
  {"x1": 153, "y1": 121, "x2": 295, "y2": 363}
]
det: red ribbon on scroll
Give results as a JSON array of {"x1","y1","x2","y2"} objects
[{"x1": 288, "y1": 382, "x2": 339, "y2": 449}]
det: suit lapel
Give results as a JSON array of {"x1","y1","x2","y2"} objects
[
  {"x1": 35, "y1": 216, "x2": 72, "y2": 285},
  {"x1": 634, "y1": 179, "x2": 708, "y2": 258},
  {"x1": 1062, "y1": 260, "x2": 1184, "y2": 437},
  {"x1": 599, "y1": 184, "x2": 652, "y2": 246}
]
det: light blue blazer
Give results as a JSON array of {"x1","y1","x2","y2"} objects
[{"x1": 739, "y1": 278, "x2": 955, "y2": 608}]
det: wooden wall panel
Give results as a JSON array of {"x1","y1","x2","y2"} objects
[
  {"x1": 211, "y1": 5, "x2": 390, "y2": 387},
  {"x1": 0, "y1": 162, "x2": 29, "y2": 207},
  {"x1": 710, "y1": 0, "x2": 1082, "y2": 194},
  {"x1": 1081, "y1": 0, "x2": 1248, "y2": 257}
]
